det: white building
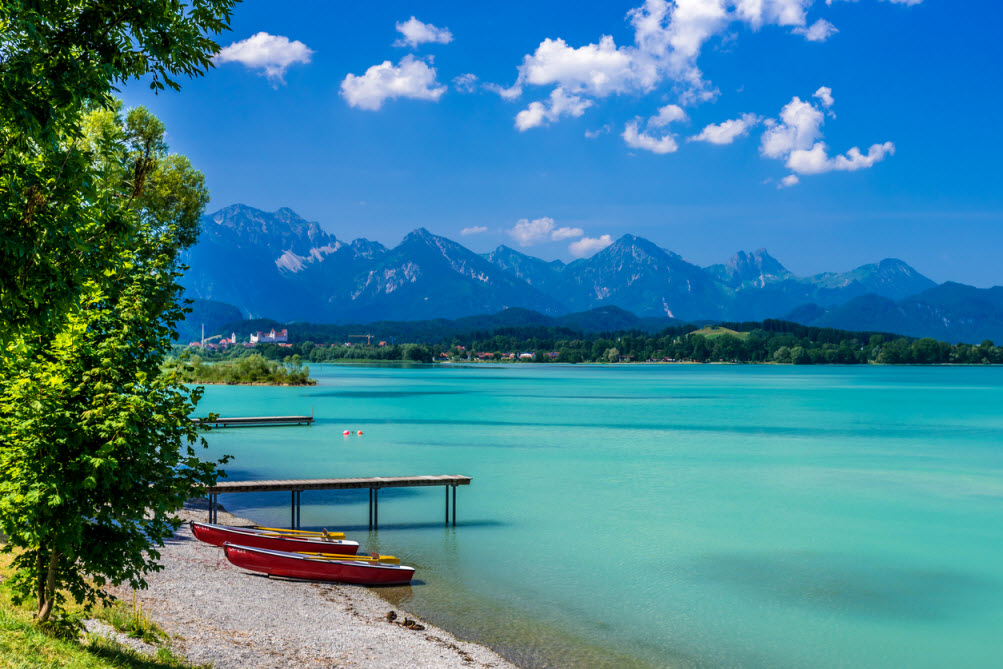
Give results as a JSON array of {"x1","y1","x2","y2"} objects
[{"x1": 250, "y1": 328, "x2": 288, "y2": 344}]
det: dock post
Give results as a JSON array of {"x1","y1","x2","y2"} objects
[
  {"x1": 374, "y1": 488, "x2": 379, "y2": 530},
  {"x1": 452, "y1": 485, "x2": 457, "y2": 527},
  {"x1": 445, "y1": 485, "x2": 449, "y2": 526},
  {"x1": 296, "y1": 491, "x2": 301, "y2": 529},
  {"x1": 290, "y1": 491, "x2": 295, "y2": 529},
  {"x1": 368, "y1": 488, "x2": 373, "y2": 530}
]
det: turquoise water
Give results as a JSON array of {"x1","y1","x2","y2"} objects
[{"x1": 198, "y1": 364, "x2": 1003, "y2": 668}]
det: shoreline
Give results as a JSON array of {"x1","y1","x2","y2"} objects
[{"x1": 123, "y1": 500, "x2": 518, "y2": 668}]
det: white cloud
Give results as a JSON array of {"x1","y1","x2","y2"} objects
[
  {"x1": 585, "y1": 124, "x2": 612, "y2": 138},
  {"x1": 648, "y1": 104, "x2": 687, "y2": 128},
  {"x1": 793, "y1": 18, "x2": 838, "y2": 42},
  {"x1": 515, "y1": 88, "x2": 593, "y2": 131},
  {"x1": 494, "y1": 0, "x2": 922, "y2": 134},
  {"x1": 508, "y1": 217, "x2": 556, "y2": 246},
  {"x1": 786, "y1": 141, "x2": 895, "y2": 174},
  {"x1": 690, "y1": 112, "x2": 760, "y2": 144},
  {"x1": 215, "y1": 32, "x2": 314, "y2": 86},
  {"x1": 516, "y1": 35, "x2": 645, "y2": 98},
  {"x1": 341, "y1": 55, "x2": 447, "y2": 110},
  {"x1": 484, "y1": 82, "x2": 523, "y2": 100},
  {"x1": 622, "y1": 102, "x2": 688, "y2": 154},
  {"x1": 394, "y1": 17, "x2": 453, "y2": 48},
  {"x1": 461, "y1": 226, "x2": 488, "y2": 236},
  {"x1": 779, "y1": 174, "x2": 800, "y2": 188},
  {"x1": 453, "y1": 73, "x2": 479, "y2": 93},
  {"x1": 569, "y1": 235, "x2": 614, "y2": 258},
  {"x1": 623, "y1": 120, "x2": 679, "y2": 154},
  {"x1": 503, "y1": 0, "x2": 828, "y2": 117},
  {"x1": 552, "y1": 226, "x2": 585, "y2": 241},
  {"x1": 507, "y1": 217, "x2": 586, "y2": 245},
  {"x1": 814, "y1": 85, "x2": 835, "y2": 109},
  {"x1": 761, "y1": 88, "x2": 894, "y2": 178},
  {"x1": 760, "y1": 96, "x2": 825, "y2": 158}
]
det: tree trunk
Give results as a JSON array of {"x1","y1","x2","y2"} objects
[
  {"x1": 36, "y1": 549, "x2": 59, "y2": 623},
  {"x1": 35, "y1": 549, "x2": 45, "y2": 616}
]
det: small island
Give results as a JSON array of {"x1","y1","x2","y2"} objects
[{"x1": 180, "y1": 354, "x2": 316, "y2": 386}]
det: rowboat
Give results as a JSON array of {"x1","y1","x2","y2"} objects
[
  {"x1": 190, "y1": 521, "x2": 359, "y2": 555},
  {"x1": 222, "y1": 543, "x2": 416, "y2": 585}
]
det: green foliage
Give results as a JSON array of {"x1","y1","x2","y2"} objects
[
  {"x1": 0, "y1": 0, "x2": 236, "y2": 335},
  {"x1": 1, "y1": 553, "x2": 206, "y2": 667},
  {"x1": 0, "y1": 1, "x2": 236, "y2": 624},
  {"x1": 179, "y1": 354, "x2": 315, "y2": 385},
  {"x1": 98, "y1": 594, "x2": 168, "y2": 646},
  {"x1": 183, "y1": 315, "x2": 1003, "y2": 367},
  {"x1": 0, "y1": 104, "x2": 228, "y2": 624},
  {"x1": 38, "y1": 611, "x2": 87, "y2": 642}
]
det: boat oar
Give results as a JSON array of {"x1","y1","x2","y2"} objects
[
  {"x1": 296, "y1": 551, "x2": 401, "y2": 565},
  {"x1": 254, "y1": 526, "x2": 346, "y2": 540}
]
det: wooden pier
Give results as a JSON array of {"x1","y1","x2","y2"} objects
[
  {"x1": 205, "y1": 475, "x2": 472, "y2": 530},
  {"x1": 192, "y1": 415, "x2": 314, "y2": 428}
]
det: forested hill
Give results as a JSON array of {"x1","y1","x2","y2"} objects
[{"x1": 193, "y1": 313, "x2": 1003, "y2": 366}]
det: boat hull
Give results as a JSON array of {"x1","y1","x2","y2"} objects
[
  {"x1": 190, "y1": 521, "x2": 359, "y2": 555},
  {"x1": 223, "y1": 543, "x2": 415, "y2": 586}
]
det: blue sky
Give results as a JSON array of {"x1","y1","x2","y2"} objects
[{"x1": 121, "y1": 0, "x2": 1003, "y2": 286}]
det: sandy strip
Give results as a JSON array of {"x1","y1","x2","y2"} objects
[{"x1": 113, "y1": 501, "x2": 518, "y2": 668}]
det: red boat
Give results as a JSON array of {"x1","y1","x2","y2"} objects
[
  {"x1": 222, "y1": 543, "x2": 415, "y2": 585},
  {"x1": 190, "y1": 521, "x2": 359, "y2": 555}
]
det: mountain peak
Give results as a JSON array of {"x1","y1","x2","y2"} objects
[{"x1": 403, "y1": 227, "x2": 439, "y2": 243}]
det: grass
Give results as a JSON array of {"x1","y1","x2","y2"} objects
[
  {"x1": 0, "y1": 547, "x2": 210, "y2": 668},
  {"x1": 689, "y1": 326, "x2": 751, "y2": 340}
]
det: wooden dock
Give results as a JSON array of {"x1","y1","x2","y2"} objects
[
  {"x1": 192, "y1": 415, "x2": 314, "y2": 428},
  {"x1": 205, "y1": 475, "x2": 472, "y2": 529}
]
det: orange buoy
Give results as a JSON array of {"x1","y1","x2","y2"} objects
[
  {"x1": 343, "y1": 430, "x2": 350, "y2": 436},
  {"x1": 357, "y1": 430, "x2": 363, "y2": 436}
]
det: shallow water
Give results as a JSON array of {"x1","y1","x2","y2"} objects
[{"x1": 199, "y1": 364, "x2": 1003, "y2": 668}]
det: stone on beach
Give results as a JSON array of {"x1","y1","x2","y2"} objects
[{"x1": 109, "y1": 501, "x2": 515, "y2": 668}]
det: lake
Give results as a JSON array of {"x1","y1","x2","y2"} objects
[{"x1": 198, "y1": 364, "x2": 1003, "y2": 668}]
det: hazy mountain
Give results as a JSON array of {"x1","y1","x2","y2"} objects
[
  {"x1": 484, "y1": 245, "x2": 566, "y2": 292},
  {"x1": 181, "y1": 204, "x2": 331, "y2": 319},
  {"x1": 180, "y1": 204, "x2": 1000, "y2": 342},
  {"x1": 556, "y1": 235, "x2": 726, "y2": 320},
  {"x1": 334, "y1": 228, "x2": 562, "y2": 321},
  {"x1": 803, "y1": 258, "x2": 937, "y2": 305},
  {"x1": 789, "y1": 283, "x2": 1003, "y2": 344},
  {"x1": 707, "y1": 249, "x2": 793, "y2": 289}
]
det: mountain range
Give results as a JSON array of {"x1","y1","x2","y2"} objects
[{"x1": 180, "y1": 205, "x2": 1003, "y2": 344}]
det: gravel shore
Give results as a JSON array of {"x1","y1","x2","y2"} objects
[{"x1": 111, "y1": 501, "x2": 517, "y2": 668}]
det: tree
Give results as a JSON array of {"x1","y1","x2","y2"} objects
[
  {"x1": 790, "y1": 346, "x2": 811, "y2": 365},
  {"x1": 0, "y1": 1, "x2": 236, "y2": 336},
  {"x1": 0, "y1": 104, "x2": 230, "y2": 622}
]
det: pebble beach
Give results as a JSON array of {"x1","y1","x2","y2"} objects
[{"x1": 102, "y1": 501, "x2": 517, "y2": 668}]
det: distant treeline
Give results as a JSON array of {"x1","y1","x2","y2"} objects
[
  {"x1": 183, "y1": 319, "x2": 1003, "y2": 365},
  {"x1": 178, "y1": 354, "x2": 316, "y2": 384}
]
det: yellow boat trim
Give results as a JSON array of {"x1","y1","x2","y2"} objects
[
  {"x1": 253, "y1": 526, "x2": 346, "y2": 540},
  {"x1": 296, "y1": 551, "x2": 401, "y2": 565}
]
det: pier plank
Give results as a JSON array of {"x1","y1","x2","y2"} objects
[
  {"x1": 192, "y1": 415, "x2": 314, "y2": 427},
  {"x1": 208, "y1": 474, "x2": 471, "y2": 494},
  {"x1": 204, "y1": 475, "x2": 472, "y2": 529}
]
